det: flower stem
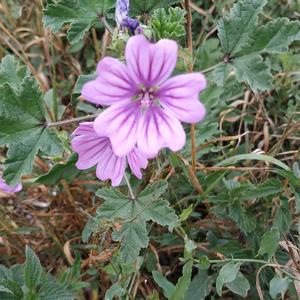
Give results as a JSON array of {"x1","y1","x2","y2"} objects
[
  {"x1": 124, "y1": 174, "x2": 135, "y2": 200},
  {"x1": 184, "y1": 0, "x2": 197, "y2": 174},
  {"x1": 47, "y1": 113, "x2": 99, "y2": 127}
]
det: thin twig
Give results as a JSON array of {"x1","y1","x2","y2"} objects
[{"x1": 184, "y1": 0, "x2": 197, "y2": 174}]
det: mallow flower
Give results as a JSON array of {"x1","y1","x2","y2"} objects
[
  {"x1": 115, "y1": 0, "x2": 140, "y2": 33},
  {"x1": 0, "y1": 176, "x2": 22, "y2": 194},
  {"x1": 71, "y1": 122, "x2": 148, "y2": 186},
  {"x1": 82, "y1": 35, "x2": 207, "y2": 158}
]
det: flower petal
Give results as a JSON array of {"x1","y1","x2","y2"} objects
[
  {"x1": 71, "y1": 122, "x2": 111, "y2": 169},
  {"x1": 81, "y1": 57, "x2": 136, "y2": 106},
  {"x1": 125, "y1": 35, "x2": 178, "y2": 87},
  {"x1": 158, "y1": 73, "x2": 207, "y2": 123},
  {"x1": 0, "y1": 176, "x2": 22, "y2": 194},
  {"x1": 93, "y1": 103, "x2": 141, "y2": 157},
  {"x1": 71, "y1": 122, "x2": 127, "y2": 186},
  {"x1": 127, "y1": 148, "x2": 148, "y2": 179},
  {"x1": 96, "y1": 147, "x2": 126, "y2": 186},
  {"x1": 137, "y1": 107, "x2": 186, "y2": 158}
]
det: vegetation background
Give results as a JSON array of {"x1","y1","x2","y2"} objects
[{"x1": 0, "y1": 0, "x2": 300, "y2": 299}]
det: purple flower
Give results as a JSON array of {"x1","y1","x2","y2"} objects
[
  {"x1": 115, "y1": 0, "x2": 129, "y2": 26},
  {"x1": 82, "y1": 35, "x2": 207, "y2": 158},
  {"x1": 71, "y1": 122, "x2": 148, "y2": 186},
  {"x1": 115, "y1": 0, "x2": 140, "y2": 33},
  {"x1": 0, "y1": 176, "x2": 22, "y2": 194}
]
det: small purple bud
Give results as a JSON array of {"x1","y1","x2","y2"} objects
[
  {"x1": 115, "y1": 0, "x2": 129, "y2": 26},
  {"x1": 123, "y1": 17, "x2": 140, "y2": 34}
]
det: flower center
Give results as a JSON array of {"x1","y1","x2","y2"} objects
[{"x1": 132, "y1": 84, "x2": 160, "y2": 111}]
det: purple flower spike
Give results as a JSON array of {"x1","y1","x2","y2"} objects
[
  {"x1": 115, "y1": 0, "x2": 129, "y2": 27},
  {"x1": 71, "y1": 122, "x2": 148, "y2": 186},
  {"x1": 115, "y1": 0, "x2": 140, "y2": 33},
  {"x1": 0, "y1": 176, "x2": 22, "y2": 194},
  {"x1": 81, "y1": 35, "x2": 207, "y2": 159}
]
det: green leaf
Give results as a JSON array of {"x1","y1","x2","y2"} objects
[
  {"x1": 244, "y1": 179, "x2": 283, "y2": 199},
  {"x1": 36, "y1": 153, "x2": 80, "y2": 184},
  {"x1": 217, "y1": 1, "x2": 300, "y2": 92},
  {"x1": 184, "y1": 270, "x2": 211, "y2": 300},
  {"x1": 238, "y1": 18, "x2": 300, "y2": 55},
  {"x1": 0, "y1": 266, "x2": 12, "y2": 281},
  {"x1": 0, "y1": 55, "x2": 29, "y2": 91},
  {"x1": 216, "y1": 153, "x2": 291, "y2": 171},
  {"x1": 233, "y1": 55, "x2": 272, "y2": 91},
  {"x1": 216, "y1": 262, "x2": 241, "y2": 296},
  {"x1": 112, "y1": 222, "x2": 149, "y2": 262},
  {"x1": 0, "y1": 57, "x2": 62, "y2": 185},
  {"x1": 0, "y1": 280, "x2": 23, "y2": 299},
  {"x1": 152, "y1": 271, "x2": 175, "y2": 299},
  {"x1": 217, "y1": 0, "x2": 267, "y2": 56},
  {"x1": 72, "y1": 73, "x2": 96, "y2": 105},
  {"x1": 212, "y1": 63, "x2": 233, "y2": 87},
  {"x1": 269, "y1": 275, "x2": 290, "y2": 299},
  {"x1": 151, "y1": 7, "x2": 186, "y2": 40},
  {"x1": 43, "y1": 0, "x2": 115, "y2": 44},
  {"x1": 225, "y1": 272, "x2": 250, "y2": 297},
  {"x1": 24, "y1": 246, "x2": 43, "y2": 290},
  {"x1": 274, "y1": 202, "x2": 292, "y2": 234},
  {"x1": 130, "y1": 0, "x2": 180, "y2": 16},
  {"x1": 96, "y1": 181, "x2": 178, "y2": 230},
  {"x1": 105, "y1": 282, "x2": 125, "y2": 300},
  {"x1": 38, "y1": 276, "x2": 74, "y2": 300},
  {"x1": 170, "y1": 260, "x2": 193, "y2": 300},
  {"x1": 258, "y1": 227, "x2": 280, "y2": 259}
]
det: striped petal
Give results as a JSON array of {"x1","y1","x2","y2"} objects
[
  {"x1": 81, "y1": 57, "x2": 136, "y2": 106},
  {"x1": 158, "y1": 73, "x2": 207, "y2": 123},
  {"x1": 93, "y1": 103, "x2": 141, "y2": 157},
  {"x1": 125, "y1": 35, "x2": 178, "y2": 87},
  {"x1": 127, "y1": 148, "x2": 148, "y2": 179},
  {"x1": 137, "y1": 107, "x2": 186, "y2": 158}
]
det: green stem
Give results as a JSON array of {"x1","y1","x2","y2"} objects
[
  {"x1": 124, "y1": 174, "x2": 135, "y2": 200},
  {"x1": 47, "y1": 113, "x2": 99, "y2": 127}
]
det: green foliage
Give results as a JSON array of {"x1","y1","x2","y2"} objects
[
  {"x1": 216, "y1": 262, "x2": 241, "y2": 296},
  {"x1": 170, "y1": 260, "x2": 193, "y2": 300},
  {"x1": 184, "y1": 270, "x2": 211, "y2": 300},
  {"x1": 258, "y1": 227, "x2": 280, "y2": 259},
  {"x1": 269, "y1": 275, "x2": 290, "y2": 299},
  {"x1": 152, "y1": 271, "x2": 175, "y2": 298},
  {"x1": 0, "y1": 246, "x2": 74, "y2": 300},
  {"x1": 129, "y1": 0, "x2": 181, "y2": 16},
  {"x1": 151, "y1": 7, "x2": 186, "y2": 40},
  {"x1": 36, "y1": 154, "x2": 80, "y2": 184},
  {"x1": 112, "y1": 222, "x2": 149, "y2": 262},
  {"x1": 43, "y1": 0, "x2": 115, "y2": 44},
  {"x1": 216, "y1": 0, "x2": 300, "y2": 91},
  {"x1": 218, "y1": 0, "x2": 267, "y2": 56},
  {"x1": 0, "y1": 56, "x2": 62, "y2": 185},
  {"x1": 24, "y1": 246, "x2": 43, "y2": 290},
  {"x1": 94, "y1": 181, "x2": 178, "y2": 262}
]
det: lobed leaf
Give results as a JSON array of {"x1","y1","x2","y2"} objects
[
  {"x1": 112, "y1": 222, "x2": 149, "y2": 262},
  {"x1": 217, "y1": 0, "x2": 267, "y2": 56},
  {"x1": 43, "y1": 0, "x2": 115, "y2": 44}
]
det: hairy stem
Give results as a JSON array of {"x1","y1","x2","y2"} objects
[
  {"x1": 124, "y1": 174, "x2": 135, "y2": 200},
  {"x1": 47, "y1": 113, "x2": 99, "y2": 127}
]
